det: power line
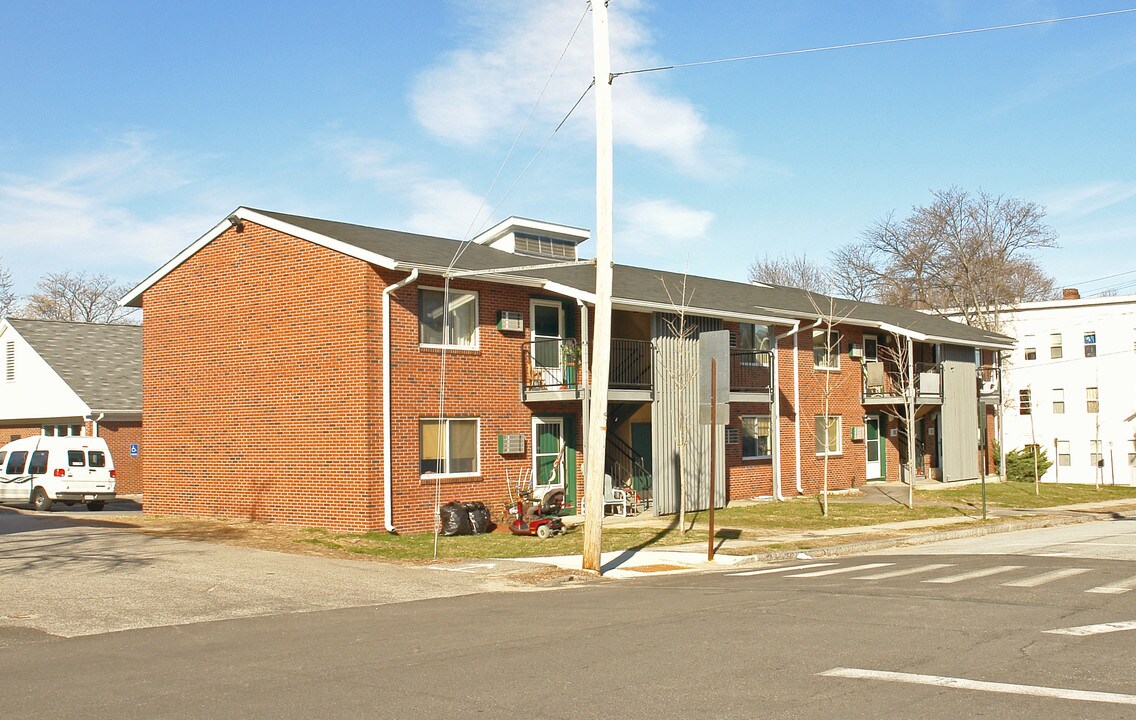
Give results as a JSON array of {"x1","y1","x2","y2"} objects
[
  {"x1": 1063, "y1": 267, "x2": 1136, "y2": 288},
  {"x1": 612, "y1": 8, "x2": 1136, "y2": 79}
]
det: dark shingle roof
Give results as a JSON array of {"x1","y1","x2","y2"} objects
[
  {"x1": 251, "y1": 208, "x2": 1014, "y2": 349},
  {"x1": 7, "y1": 319, "x2": 142, "y2": 411}
]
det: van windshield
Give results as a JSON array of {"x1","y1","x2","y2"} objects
[
  {"x1": 88, "y1": 451, "x2": 106, "y2": 468},
  {"x1": 29, "y1": 451, "x2": 49, "y2": 475},
  {"x1": 68, "y1": 450, "x2": 86, "y2": 467}
]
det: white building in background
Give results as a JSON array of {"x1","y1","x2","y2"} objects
[{"x1": 995, "y1": 290, "x2": 1136, "y2": 485}]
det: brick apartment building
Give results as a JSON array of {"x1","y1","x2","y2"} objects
[
  {"x1": 0, "y1": 318, "x2": 143, "y2": 494},
  {"x1": 122, "y1": 208, "x2": 1014, "y2": 532}
]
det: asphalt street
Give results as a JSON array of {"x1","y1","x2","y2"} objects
[{"x1": 2, "y1": 511, "x2": 1135, "y2": 718}]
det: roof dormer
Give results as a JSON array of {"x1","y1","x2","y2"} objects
[{"x1": 472, "y1": 217, "x2": 589, "y2": 261}]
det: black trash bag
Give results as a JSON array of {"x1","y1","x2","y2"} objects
[
  {"x1": 439, "y1": 501, "x2": 472, "y2": 536},
  {"x1": 464, "y1": 501, "x2": 490, "y2": 534}
]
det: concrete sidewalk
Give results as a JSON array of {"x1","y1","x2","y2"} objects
[{"x1": 522, "y1": 484, "x2": 1136, "y2": 578}]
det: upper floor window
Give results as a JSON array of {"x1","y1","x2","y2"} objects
[
  {"x1": 1083, "y1": 331, "x2": 1097, "y2": 358},
  {"x1": 1086, "y1": 387, "x2": 1099, "y2": 413},
  {"x1": 1052, "y1": 388, "x2": 1064, "y2": 414},
  {"x1": 738, "y1": 323, "x2": 771, "y2": 366},
  {"x1": 1023, "y1": 335, "x2": 1036, "y2": 361},
  {"x1": 813, "y1": 330, "x2": 840, "y2": 370},
  {"x1": 1049, "y1": 333, "x2": 1062, "y2": 359},
  {"x1": 419, "y1": 288, "x2": 479, "y2": 349},
  {"x1": 1018, "y1": 388, "x2": 1032, "y2": 415}
]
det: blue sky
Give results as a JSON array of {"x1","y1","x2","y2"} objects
[{"x1": 2, "y1": 0, "x2": 1134, "y2": 299}]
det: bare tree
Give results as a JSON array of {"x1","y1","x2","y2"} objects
[
  {"x1": 21, "y1": 271, "x2": 137, "y2": 324},
  {"x1": 804, "y1": 291, "x2": 856, "y2": 516},
  {"x1": 748, "y1": 253, "x2": 831, "y2": 293},
  {"x1": 0, "y1": 260, "x2": 14, "y2": 319},
  {"x1": 848, "y1": 188, "x2": 1058, "y2": 331},
  {"x1": 873, "y1": 333, "x2": 919, "y2": 508},
  {"x1": 828, "y1": 244, "x2": 881, "y2": 301}
]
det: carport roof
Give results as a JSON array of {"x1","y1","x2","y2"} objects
[{"x1": 6, "y1": 318, "x2": 142, "y2": 412}]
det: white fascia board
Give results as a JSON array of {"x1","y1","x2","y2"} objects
[
  {"x1": 472, "y1": 217, "x2": 591, "y2": 246},
  {"x1": 542, "y1": 281, "x2": 595, "y2": 304},
  {"x1": 610, "y1": 298, "x2": 795, "y2": 325},
  {"x1": 119, "y1": 207, "x2": 401, "y2": 307},
  {"x1": 875, "y1": 322, "x2": 928, "y2": 341}
]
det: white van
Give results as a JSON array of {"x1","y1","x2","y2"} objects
[{"x1": 0, "y1": 436, "x2": 117, "y2": 512}]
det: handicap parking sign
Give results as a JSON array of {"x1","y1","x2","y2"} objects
[{"x1": 129, "y1": 443, "x2": 139, "y2": 457}]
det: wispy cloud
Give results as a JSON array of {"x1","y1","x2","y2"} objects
[
  {"x1": 1039, "y1": 181, "x2": 1136, "y2": 219},
  {"x1": 616, "y1": 198, "x2": 715, "y2": 260},
  {"x1": 0, "y1": 135, "x2": 224, "y2": 293},
  {"x1": 410, "y1": 0, "x2": 740, "y2": 177}
]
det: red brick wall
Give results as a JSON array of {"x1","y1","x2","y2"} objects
[
  {"x1": 97, "y1": 421, "x2": 143, "y2": 494},
  {"x1": 0, "y1": 425, "x2": 40, "y2": 443},
  {"x1": 142, "y1": 222, "x2": 383, "y2": 531}
]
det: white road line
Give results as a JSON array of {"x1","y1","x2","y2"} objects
[
  {"x1": 728, "y1": 562, "x2": 836, "y2": 577},
  {"x1": 924, "y1": 565, "x2": 1024, "y2": 584},
  {"x1": 787, "y1": 563, "x2": 893, "y2": 578},
  {"x1": 854, "y1": 563, "x2": 955, "y2": 580},
  {"x1": 1002, "y1": 568, "x2": 1091, "y2": 588},
  {"x1": 819, "y1": 667, "x2": 1136, "y2": 706},
  {"x1": 1087, "y1": 575, "x2": 1136, "y2": 594},
  {"x1": 1045, "y1": 620, "x2": 1136, "y2": 637}
]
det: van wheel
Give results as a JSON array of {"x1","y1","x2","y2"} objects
[
  {"x1": 31, "y1": 488, "x2": 52, "y2": 512},
  {"x1": 86, "y1": 501, "x2": 105, "y2": 512}
]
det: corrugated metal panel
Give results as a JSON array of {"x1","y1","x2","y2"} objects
[
  {"x1": 651, "y1": 313, "x2": 726, "y2": 515},
  {"x1": 940, "y1": 343, "x2": 979, "y2": 481}
]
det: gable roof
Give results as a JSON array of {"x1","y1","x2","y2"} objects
[
  {"x1": 123, "y1": 207, "x2": 1014, "y2": 350},
  {"x1": 6, "y1": 318, "x2": 142, "y2": 413}
]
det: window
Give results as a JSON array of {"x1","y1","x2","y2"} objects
[
  {"x1": 1090, "y1": 440, "x2": 1103, "y2": 468},
  {"x1": 1018, "y1": 388, "x2": 1032, "y2": 415},
  {"x1": 1049, "y1": 333, "x2": 1062, "y2": 359},
  {"x1": 738, "y1": 323, "x2": 771, "y2": 366},
  {"x1": 1084, "y1": 331, "x2": 1097, "y2": 358},
  {"x1": 419, "y1": 288, "x2": 478, "y2": 348},
  {"x1": 420, "y1": 418, "x2": 479, "y2": 476},
  {"x1": 1056, "y1": 440, "x2": 1071, "y2": 467},
  {"x1": 741, "y1": 415, "x2": 772, "y2": 459},
  {"x1": 88, "y1": 451, "x2": 106, "y2": 468},
  {"x1": 67, "y1": 450, "x2": 86, "y2": 467},
  {"x1": 5, "y1": 450, "x2": 27, "y2": 474},
  {"x1": 1052, "y1": 388, "x2": 1064, "y2": 414},
  {"x1": 863, "y1": 335, "x2": 879, "y2": 362},
  {"x1": 1086, "y1": 387, "x2": 1099, "y2": 413},
  {"x1": 1128, "y1": 440, "x2": 1136, "y2": 472},
  {"x1": 28, "y1": 451, "x2": 49, "y2": 475},
  {"x1": 4, "y1": 341, "x2": 13, "y2": 381},
  {"x1": 813, "y1": 330, "x2": 840, "y2": 370},
  {"x1": 1023, "y1": 335, "x2": 1036, "y2": 361},
  {"x1": 814, "y1": 416, "x2": 842, "y2": 455}
]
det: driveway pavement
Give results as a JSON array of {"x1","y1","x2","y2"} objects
[{"x1": 0, "y1": 506, "x2": 546, "y2": 641}]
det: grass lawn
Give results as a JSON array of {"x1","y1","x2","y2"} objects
[{"x1": 917, "y1": 481, "x2": 1136, "y2": 510}]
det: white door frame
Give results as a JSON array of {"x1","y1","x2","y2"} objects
[
  {"x1": 865, "y1": 414, "x2": 883, "y2": 480},
  {"x1": 530, "y1": 299, "x2": 565, "y2": 385},
  {"x1": 532, "y1": 416, "x2": 566, "y2": 492}
]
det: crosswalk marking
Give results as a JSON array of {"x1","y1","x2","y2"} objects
[
  {"x1": 1045, "y1": 620, "x2": 1136, "y2": 637},
  {"x1": 923, "y1": 565, "x2": 1024, "y2": 584},
  {"x1": 1087, "y1": 575, "x2": 1136, "y2": 595},
  {"x1": 1002, "y1": 568, "x2": 1090, "y2": 588},
  {"x1": 787, "y1": 562, "x2": 893, "y2": 578},
  {"x1": 727, "y1": 562, "x2": 836, "y2": 577},
  {"x1": 853, "y1": 563, "x2": 955, "y2": 580}
]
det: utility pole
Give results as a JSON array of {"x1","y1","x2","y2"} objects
[{"x1": 582, "y1": 0, "x2": 613, "y2": 574}]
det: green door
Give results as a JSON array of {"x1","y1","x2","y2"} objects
[{"x1": 533, "y1": 416, "x2": 577, "y2": 511}]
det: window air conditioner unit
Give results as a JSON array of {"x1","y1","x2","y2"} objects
[
  {"x1": 848, "y1": 343, "x2": 863, "y2": 358},
  {"x1": 497, "y1": 310, "x2": 523, "y2": 332},
  {"x1": 850, "y1": 425, "x2": 866, "y2": 441},
  {"x1": 497, "y1": 433, "x2": 526, "y2": 454},
  {"x1": 725, "y1": 427, "x2": 740, "y2": 445}
]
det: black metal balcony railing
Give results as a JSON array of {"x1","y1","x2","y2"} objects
[
  {"x1": 729, "y1": 349, "x2": 773, "y2": 394},
  {"x1": 522, "y1": 338, "x2": 654, "y2": 393},
  {"x1": 861, "y1": 361, "x2": 943, "y2": 402}
]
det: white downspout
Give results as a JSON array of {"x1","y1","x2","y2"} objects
[
  {"x1": 85, "y1": 412, "x2": 105, "y2": 437},
  {"x1": 383, "y1": 269, "x2": 419, "y2": 532},
  {"x1": 771, "y1": 322, "x2": 800, "y2": 501},
  {"x1": 793, "y1": 319, "x2": 824, "y2": 495}
]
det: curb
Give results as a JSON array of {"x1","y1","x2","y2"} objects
[{"x1": 730, "y1": 511, "x2": 1102, "y2": 568}]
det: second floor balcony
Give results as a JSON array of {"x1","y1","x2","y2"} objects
[{"x1": 861, "y1": 360, "x2": 943, "y2": 406}]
